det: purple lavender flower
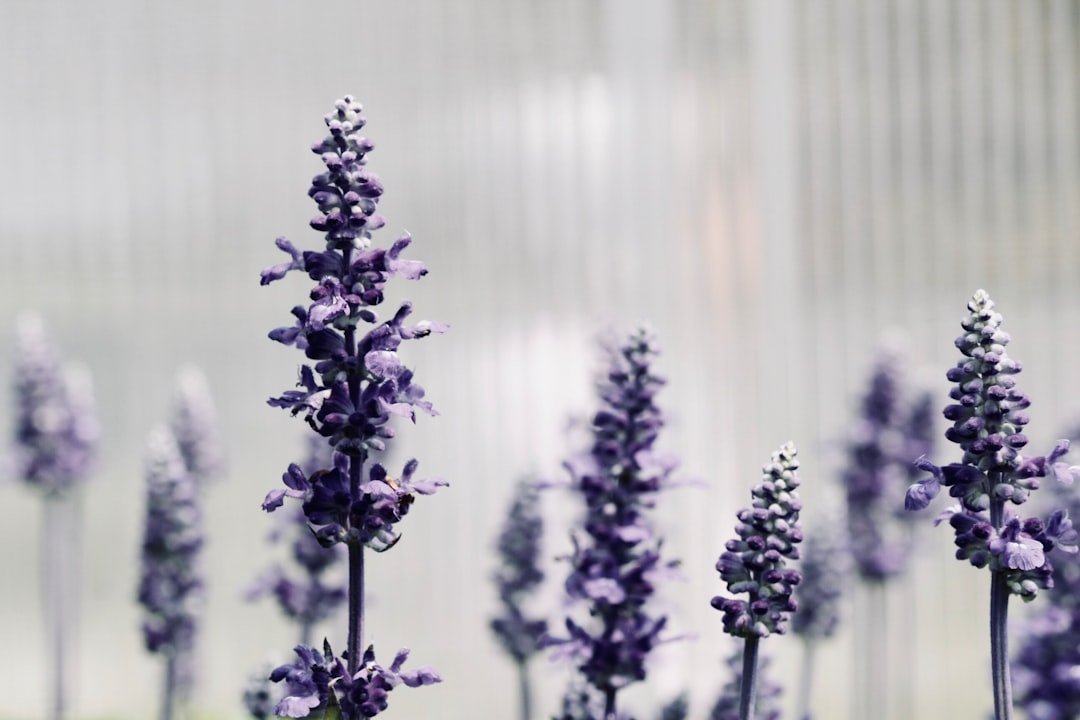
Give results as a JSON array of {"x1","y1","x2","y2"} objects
[
  {"x1": 491, "y1": 479, "x2": 547, "y2": 720},
  {"x1": 842, "y1": 353, "x2": 931, "y2": 582},
  {"x1": 270, "y1": 642, "x2": 438, "y2": 719},
  {"x1": 905, "y1": 290, "x2": 1080, "y2": 720},
  {"x1": 168, "y1": 366, "x2": 224, "y2": 486},
  {"x1": 260, "y1": 95, "x2": 445, "y2": 716},
  {"x1": 549, "y1": 327, "x2": 682, "y2": 719},
  {"x1": 712, "y1": 442, "x2": 803, "y2": 638},
  {"x1": 711, "y1": 442, "x2": 801, "y2": 720},
  {"x1": 491, "y1": 479, "x2": 547, "y2": 662},
  {"x1": 12, "y1": 313, "x2": 99, "y2": 720},
  {"x1": 137, "y1": 427, "x2": 203, "y2": 720},
  {"x1": 12, "y1": 313, "x2": 99, "y2": 496}
]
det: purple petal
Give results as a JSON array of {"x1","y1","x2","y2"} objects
[{"x1": 274, "y1": 694, "x2": 321, "y2": 718}]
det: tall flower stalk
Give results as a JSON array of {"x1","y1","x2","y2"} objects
[
  {"x1": 906, "y1": 289, "x2": 1079, "y2": 720},
  {"x1": 548, "y1": 327, "x2": 683, "y2": 720},
  {"x1": 259, "y1": 96, "x2": 444, "y2": 718},
  {"x1": 711, "y1": 442, "x2": 802, "y2": 720},
  {"x1": 137, "y1": 428, "x2": 203, "y2": 720},
  {"x1": 490, "y1": 479, "x2": 547, "y2": 720},
  {"x1": 12, "y1": 313, "x2": 99, "y2": 720}
]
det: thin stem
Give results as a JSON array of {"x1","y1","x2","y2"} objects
[
  {"x1": 603, "y1": 686, "x2": 617, "y2": 720},
  {"x1": 869, "y1": 581, "x2": 887, "y2": 718},
  {"x1": 346, "y1": 540, "x2": 365, "y2": 675},
  {"x1": 797, "y1": 637, "x2": 816, "y2": 720},
  {"x1": 516, "y1": 659, "x2": 532, "y2": 720},
  {"x1": 161, "y1": 653, "x2": 177, "y2": 720},
  {"x1": 44, "y1": 494, "x2": 71, "y2": 720},
  {"x1": 739, "y1": 635, "x2": 761, "y2": 720},
  {"x1": 990, "y1": 569, "x2": 1013, "y2": 720}
]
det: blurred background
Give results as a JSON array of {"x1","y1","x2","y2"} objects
[{"x1": 1, "y1": 0, "x2": 1079, "y2": 718}]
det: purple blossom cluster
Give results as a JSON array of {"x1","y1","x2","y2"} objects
[
  {"x1": 260, "y1": 94, "x2": 447, "y2": 550},
  {"x1": 12, "y1": 313, "x2": 99, "y2": 495},
  {"x1": 259, "y1": 95, "x2": 445, "y2": 717},
  {"x1": 271, "y1": 642, "x2": 439, "y2": 719},
  {"x1": 843, "y1": 353, "x2": 933, "y2": 581},
  {"x1": 712, "y1": 442, "x2": 803, "y2": 638},
  {"x1": 137, "y1": 428, "x2": 204, "y2": 659},
  {"x1": 906, "y1": 290, "x2": 1078, "y2": 600},
  {"x1": 168, "y1": 366, "x2": 224, "y2": 487},
  {"x1": 551, "y1": 327, "x2": 682, "y2": 710}
]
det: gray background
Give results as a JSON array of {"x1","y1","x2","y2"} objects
[{"x1": 1, "y1": 1, "x2": 1079, "y2": 718}]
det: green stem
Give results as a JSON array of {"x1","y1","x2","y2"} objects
[
  {"x1": 740, "y1": 635, "x2": 761, "y2": 720},
  {"x1": 603, "y1": 686, "x2": 617, "y2": 720},
  {"x1": 161, "y1": 653, "x2": 177, "y2": 720},
  {"x1": 990, "y1": 569, "x2": 1013, "y2": 720},
  {"x1": 517, "y1": 659, "x2": 532, "y2": 720},
  {"x1": 988, "y1": 496, "x2": 1012, "y2": 720}
]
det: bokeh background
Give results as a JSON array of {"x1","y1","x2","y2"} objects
[{"x1": 1, "y1": 1, "x2": 1079, "y2": 718}]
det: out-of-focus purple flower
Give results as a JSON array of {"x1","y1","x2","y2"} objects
[
  {"x1": 657, "y1": 694, "x2": 689, "y2": 720},
  {"x1": 712, "y1": 442, "x2": 803, "y2": 638},
  {"x1": 137, "y1": 428, "x2": 203, "y2": 657},
  {"x1": 842, "y1": 353, "x2": 932, "y2": 582},
  {"x1": 270, "y1": 642, "x2": 440, "y2": 719},
  {"x1": 12, "y1": 313, "x2": 99, "y2": 495},
  {"x1": 490, "y1": 479, "x2": 547, "y2": 664},
  {"x1": 243, "y1": 663, "x2": 278, "y2": 720},
  {"x1": 792, "y1": 515, "x2": 850, "y2": 640},
  {"x1": 709, "y1": 643, "x2": 782, "y2": 720},
  {"x1": 906, "y1": 290, "x2": 1078, "y2": 601},
  {"x1": 1015, "y1": 458, "x2": 1080, "y2": 719},
  {"x1": 168, "y1": 366, "x2": 224, "y2": 486},
  {"x1": 547, "y1": 327, "x2": 683, "y2": 705},
  {"x1": 249, "y1": 436, "x2": 346, "y2": 646}
]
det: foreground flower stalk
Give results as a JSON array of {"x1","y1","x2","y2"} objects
[
  {"x1": 549, "y1": 327, "x2": 683, "y2": 720},
  {"x1": 906, "y1": 290, "x2": 1079, "y2": 720},
  {"x1": 12, "y1": 314, "x2": 99, "y2": 720},
  {"x1": 711, "y1": 443, "x2": 803, "y2": 720},
  {"x1": 260, "y1": 96, "x2": 445, "y2": 718}
]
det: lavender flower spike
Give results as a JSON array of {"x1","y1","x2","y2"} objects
[
  {"x1": 260, "y1": 96, "x2": 445, "y2": 717},
  {"x1": 549, "y1": 326, "x2": 683, "y2": 720},
  {"x1": 137, "y1": 427, "x2": 203, "y2": 720},
  {"x1": 905, "y1": 290, "x2": 1080, "y2": 720},
  {"x1": 712, "y1": 442, "x2": 802, "y2": 720},
  {"x1": 168, "y1": 366, "x2": 224, "y2": 486},
  {"x1": 490, "y1": 479, "x2": 547, "y2": 720},
  {"x1": 12, "y1": 314, "x2": 99, "y2": 720},
  {"x1": 13, "y1": 313, "x2": 99, "y2": 496}
]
